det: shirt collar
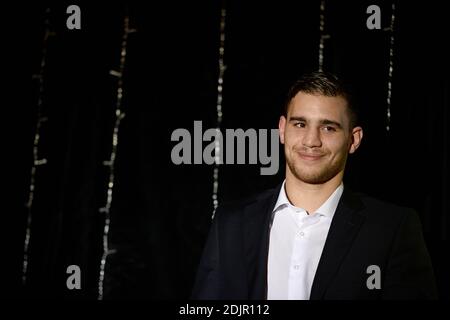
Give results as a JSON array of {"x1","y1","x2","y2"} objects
[{"x1": 273, "y1": 180, "x2": 344, "y2": 219}]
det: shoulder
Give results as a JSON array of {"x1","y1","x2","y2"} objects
[
  {"x1": 341, "y1": 190, "x2": 426, "y2": 249},
  {"x1": 348, "y1": 189, "x2": 418, "y2": 223},
  {"x1": 214, "y1": 184, "x2": 281, "y2": 218}
]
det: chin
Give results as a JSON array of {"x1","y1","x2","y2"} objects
[
  {"x1": 296, "y1": 174, "x2": 329, "y2": 185},
  {"x1": 291, "y1": 167, "x2": 327, "y2": 183}
]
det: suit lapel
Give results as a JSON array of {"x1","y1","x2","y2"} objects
[
  {"x1": 310, "y1": 188, "x2": 366, "y2": 299},
  {"x1": 243, "y1": 184, "x2": 282, "y2": 300}
]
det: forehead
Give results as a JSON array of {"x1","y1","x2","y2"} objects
[{"x1": 288, "y1": 92, "x2": 349, "y2": 123}]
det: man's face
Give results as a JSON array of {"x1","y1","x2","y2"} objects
[{"x1": 279, "y1": 92, "x2": 363, "y2": 185}]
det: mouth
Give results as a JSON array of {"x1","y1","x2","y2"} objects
[{"x1": 297, "y1": 152, "x2": 325, "y2": 161}]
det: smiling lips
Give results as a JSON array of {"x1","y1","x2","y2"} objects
[{"x1": 297, "y1": 152, "x2": 325, "y2": 161}]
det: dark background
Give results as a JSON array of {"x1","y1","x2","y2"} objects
[{"x1": 8, "y1": 0, "x2": 449, "y2": 299}]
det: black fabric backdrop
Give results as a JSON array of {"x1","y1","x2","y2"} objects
[{"x1": 9, "y1": 0, "x2": 449, "y2": 299}]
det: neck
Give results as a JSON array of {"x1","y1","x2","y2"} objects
[{"x1": 284, "y1": 170, "x2": 343, "y2": 214}]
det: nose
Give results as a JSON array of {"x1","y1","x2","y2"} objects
[{"x1": 302, "y1": 127, "x2": 322, "y2": 148}]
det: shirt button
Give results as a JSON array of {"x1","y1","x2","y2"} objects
[
  {"x1": 299, "y1": 232, "x2": 305, "y2": 237},
  {"x1": 294, "y1": 265, "x2": 300, "y2": 270}
]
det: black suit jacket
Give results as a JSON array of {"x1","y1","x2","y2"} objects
[{"x1": 192, "y1": 184, "x2": 438, "y2": 300}]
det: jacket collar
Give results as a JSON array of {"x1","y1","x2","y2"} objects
[{"x1": 310, "y1": 188, "x2": 366, "y2": 299}]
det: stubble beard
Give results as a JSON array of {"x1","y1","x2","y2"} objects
[{"x1": 285, "y1": 149, "x2": 347, "y2": 185}]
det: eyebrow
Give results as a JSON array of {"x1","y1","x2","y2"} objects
[{"x1": 289, "y1": 116, "x2": 343, "y2": 129}]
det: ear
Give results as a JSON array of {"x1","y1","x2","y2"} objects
[
  {"x1": 279, "y1": 115, "x2": 286, "y2": 144},
  {"x1": 348, "y1": 126, "x2": 363, "y2": 154}
]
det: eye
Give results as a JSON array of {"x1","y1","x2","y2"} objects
[
  {"x1": 323, "y1": 126, "x2": 336, "y2": 132},
  {"x1": 294, "y1": 122, "x2": 306, "y2": 128}
]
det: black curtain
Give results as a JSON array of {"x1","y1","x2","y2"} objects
[{"x1": 10, "y1": 0, "x2": 449, "y2": 299}]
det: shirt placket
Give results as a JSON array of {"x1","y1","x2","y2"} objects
[{"x1": 288, "y1": 211, "x2": 322, "y2": 299}]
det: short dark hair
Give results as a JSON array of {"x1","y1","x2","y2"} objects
[{"x1": 283, "y1": 71, "x2": 358, "y2": 129}]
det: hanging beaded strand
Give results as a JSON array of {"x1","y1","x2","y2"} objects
[
  {"x1": 384, "y1": 2, "x2": 396, "y2": 132},
  {"x1": 318, "y1": 0, "x2": 330, "y2": 71},
  {"x1": 212, "y1": 4, "x2": 227, "y2": 220},
  {"x1": 97, "y1": 15, "x2": 136, "y2": 300},
  {"x1": 23, "y1": 8, "x2": 54, "y2": 285}
]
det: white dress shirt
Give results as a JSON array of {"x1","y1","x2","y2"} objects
[{"x1": 267, "y1": 180, "x2": 344, "y2": 300}]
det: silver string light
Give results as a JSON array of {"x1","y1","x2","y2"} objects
[
  {"x1": 97, "y1": 15, "x2": 136, "y2": 300},
  {"x1": 23, "y1": 8, "x2": 54, "y2": 285},
  {"x1": 384, "y1": 3, "x2": 396, "y2": 132},
  {"x1": 211, "y1": 5, "x2": 227, "y2": 220},
  {"x1": 318, "y1": 0, "x2": 330, "y2": 72}
]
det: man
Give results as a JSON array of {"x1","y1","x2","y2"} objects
[{"x1": 192, "y1": 72, "x2": 437, "y2": 300}]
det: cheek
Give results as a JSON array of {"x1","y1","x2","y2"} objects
[
  {"x1": 284, "y1": 133, "x2": 302, "y2": 149},
  {"x1": 285, "y1": 127, "x2": 303, "y2": 142},
  {"x1": 323, "y1": 135, "x2": 348, "y2": 152},
  {"x1": 329, "y1": 139, "x2": 350, "y2": 157}
]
